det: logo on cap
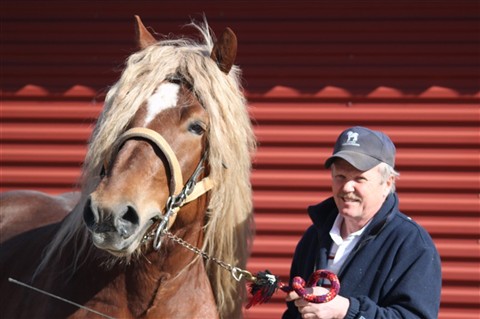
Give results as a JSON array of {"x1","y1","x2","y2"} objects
[{"x1": 343, "y1": 131, "x2": 360, "y2": 146}]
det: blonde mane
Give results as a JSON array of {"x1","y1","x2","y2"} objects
[{"x1": 38, "y1": 21, "x2": 256, "y2": 318}]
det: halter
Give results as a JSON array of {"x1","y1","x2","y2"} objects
[{"x1": 115, "y1": 127, "x2": 214, "y2": 250}]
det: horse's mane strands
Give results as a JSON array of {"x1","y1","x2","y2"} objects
[
  {"x1": 185, "y1": 15, "x2": 215, "y2": 50},
  {"x1": 36, "y1": 19, "x2": 256, "y2": 319}
]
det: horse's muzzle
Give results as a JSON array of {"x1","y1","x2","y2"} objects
[{"x1": 83, "y1": 197, "x2": 140, "y2": 241}]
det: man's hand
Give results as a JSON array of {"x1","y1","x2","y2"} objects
[{"x1": 286, "y1": 286, "x2": 350, "y2": 319}]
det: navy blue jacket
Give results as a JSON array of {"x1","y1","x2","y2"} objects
[{"x1": 282, "y1": 193, "x2": 441, "y2": 319}]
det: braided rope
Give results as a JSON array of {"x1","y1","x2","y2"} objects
[
  {"x1": 246, "y1": 269, "x2": 340, "y2": 308},
  {"x1": 278, "y1": 270, "x2": 340, "y2": 303}
]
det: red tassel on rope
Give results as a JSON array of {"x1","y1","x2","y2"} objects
[{"x1": 246, "y1": 270, "x2": 280, "y2": 308}]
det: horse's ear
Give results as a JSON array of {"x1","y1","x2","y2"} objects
[
  {"x1": 134, "y1": 15, "x2": 157, "y2": 49},
  {"x1": 210, "y1": 27, "x2": 237, "y2": 74}
]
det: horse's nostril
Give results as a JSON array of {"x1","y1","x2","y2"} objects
[
  {"x1": 116, "y1": 205, "x2": 140, "y2": 238},
  {"x1": 122, "y1": 206, "x2": 139, "y2": 225}
]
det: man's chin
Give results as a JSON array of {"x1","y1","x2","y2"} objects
[{"x1": 338, "y1": 206, "x2": 361, "y2": 219}]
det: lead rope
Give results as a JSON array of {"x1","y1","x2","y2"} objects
[
  {"x1": 245, "y1": 269, "x2": 340, "y2": 308},
  {"x1": 155, "y1": 229, "x2": 340, "y2": 309}
]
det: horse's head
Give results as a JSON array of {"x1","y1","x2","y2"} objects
[{"x1": 82, "y1": 16, "x2": 237, "y2": 257}]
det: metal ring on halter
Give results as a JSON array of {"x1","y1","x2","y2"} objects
[
  {"x1": 153, "y1": 198, "x2": 177, "y2": 250},
  {"x1": 153, "y1": 192, "x2": 189, "y2": 250},
  {"x1": 152, "y1": 215, "x2": 169, "y2": 250}
]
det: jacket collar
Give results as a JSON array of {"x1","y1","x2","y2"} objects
[
  {"x1": 308, "y1": 193, "x2": 398, "y2": 240},
  {"x1": 309, "y1": 193, "x2": 398, "y2": 273}
]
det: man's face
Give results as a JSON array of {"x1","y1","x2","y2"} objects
[{"x1": 331, "y1": 159, "x2": 392, "y2": 225}]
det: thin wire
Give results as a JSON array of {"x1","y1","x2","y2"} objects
[{"x1": 8, "y1": 278, "x2": 116, "y2": 319}]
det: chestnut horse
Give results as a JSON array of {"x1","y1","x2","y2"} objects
[{"x1": 0, "y1": 16, "x2": 256, "y2": 319}]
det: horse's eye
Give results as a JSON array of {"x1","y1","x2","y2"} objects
[
  {"x1": 188, "y1": 122, "x2": 206, "y2": 135},
  {"x1": 169, "y1": 77, "x2": 182, "y2": 85}
]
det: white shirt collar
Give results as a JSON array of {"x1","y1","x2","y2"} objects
[{"x1": 329, "y1": 214, "x2": 370, "y2": 245}]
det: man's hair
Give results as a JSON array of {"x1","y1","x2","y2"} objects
[{"x1": 378, "y1": 162, "x2": 400, "y2": 193}]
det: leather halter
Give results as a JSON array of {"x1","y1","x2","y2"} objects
[{"x1": 115, "y1": 127, "x2": 214, "y2": 249}]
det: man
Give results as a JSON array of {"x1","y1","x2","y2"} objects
[{"x1": 283, "y1": 126, "x2": 441, "y2": 319}]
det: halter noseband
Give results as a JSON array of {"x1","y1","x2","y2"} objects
[{"x1": 115, "y1": 127, "x2": 214, "y2": 250}]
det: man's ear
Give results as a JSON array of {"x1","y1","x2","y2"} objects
[{"x1": 384, "y1": 175, "x2": 395, "y2": 197}]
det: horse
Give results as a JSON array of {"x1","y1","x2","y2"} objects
[{"x1": 0, "y1": 15, "x2": 256, "y2": 319}]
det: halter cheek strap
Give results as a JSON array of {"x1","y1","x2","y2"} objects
[{"x1": 115, "y1": 127, "x2": 214, "y2": 232}]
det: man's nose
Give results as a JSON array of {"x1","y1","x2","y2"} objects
[{"x1": 342, "y1": 180, "x2": 356, "y2": 193}]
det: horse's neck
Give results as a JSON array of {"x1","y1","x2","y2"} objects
[
  {"x1": 138, "y1": 248, "x2": 217, "y2": 318},
  {"x1": 123, "y1": 205, "x2": 218, "y2": 318}
]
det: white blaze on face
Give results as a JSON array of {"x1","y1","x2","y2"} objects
[{"x1": 144, "y1": 82, "x2": 180, "y2": 125}]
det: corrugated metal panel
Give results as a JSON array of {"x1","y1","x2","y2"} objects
[
  {"x1": 2, "y1": 1, "x2": 479, "y2": 95},
  {"x1": 1, "y1": 1, "x2": 479, "y2": 318}
]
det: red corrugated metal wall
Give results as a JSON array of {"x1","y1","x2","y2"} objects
[{"x1": 1, "y1": 1, "x2": 479, "y2": 318}]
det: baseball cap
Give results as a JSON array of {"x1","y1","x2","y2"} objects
[{"x1": 324, "y1": 126, "x2": 396, "y2": 171}]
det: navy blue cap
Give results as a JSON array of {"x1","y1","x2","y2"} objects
[{"x1": 325, "y1": 126, "x2": 396, "y2": 171}]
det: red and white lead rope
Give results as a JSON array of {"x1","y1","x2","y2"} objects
[{"x1": 246, "y1": 269, "x2": 340, "y2": 308}]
